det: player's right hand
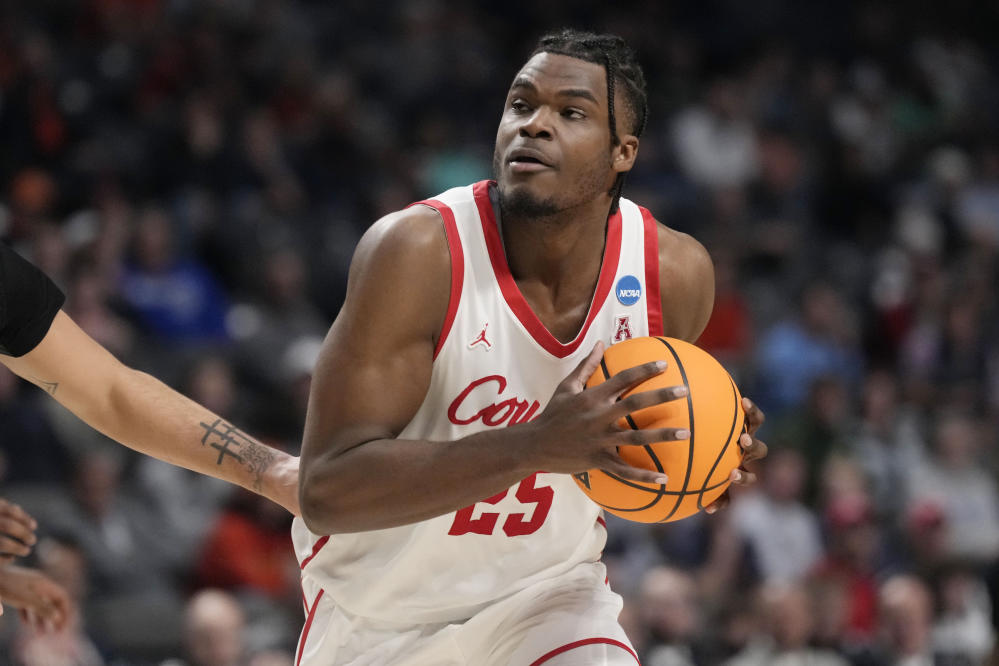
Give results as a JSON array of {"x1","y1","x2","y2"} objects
[
  {"x1": 0, "y1": 499, "x2": 38, "y2": 563},
  {"x1": 525, "y1": 342, "x2": 690, "y2": 485}
]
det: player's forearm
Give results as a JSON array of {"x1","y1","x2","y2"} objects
[
  {"x1": 97, "y1": 367, "x2": 299, "y2": 514},
  {"x1": 300, "y1": 427, "x2": 538, "y2": 534}
]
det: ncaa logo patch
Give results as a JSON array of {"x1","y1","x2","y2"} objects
[{"x1": 615, "y1": 275, "x2": 642, "y2": 306}]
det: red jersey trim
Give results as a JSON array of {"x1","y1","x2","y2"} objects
[
  {"x1": 300, "y1": 536, "x2": 330, "y2": 570},
  {"x1": 639, "y1": 206, "x2": 663, "y2": 336},
  {"x1": 409, "y1": 200, "x2": 465, "y2": 359},
  {"x1": 296, "y1": 588, "x2": 325, "y2": 666},
  {"x1": 472, "y1": 180, "x2": 622, "y2": 359},
  {"x1": 529, "y1": 637, "x2": 641, "y2": 666}
]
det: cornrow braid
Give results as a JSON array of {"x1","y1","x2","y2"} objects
[{"x1": 531, "y1": 29, "x2": 648, "y2": 214}]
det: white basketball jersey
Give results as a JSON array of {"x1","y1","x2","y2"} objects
[{"x1": 292, "y1": 181, "x2": 663, "y2": 627}]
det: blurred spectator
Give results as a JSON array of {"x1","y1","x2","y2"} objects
[
  {"x1": 771, "y1": 375, "x2": 852, "y2": 503},
  {"x1": 731, "y1": 448, "x2": 824, "y2": 583},
  {"x1": 875, "y1": 575, "x2": 936, "y2": 666},
  {"x1": 118, "y1": 206, "x2": 229, "y2": 344},
  {"x1": 848, "y1": 369, "x2": 929, "y2": 522},
  {"x1": 754, "y1": 281, "x2": 863, "y2": 417},
  {"x1": 723, "y1": 581, "x2": 849, "y2": 666},
  {"x1": 811, "y1": 494, "x2": 883, "y2": 642},
  {"x1": 931, "y1": 564, "x2": 995, "y2": 665},
  {"x1": 907, "y1": 411, "x2": 999, "y2": 565},
  {"x1": 162, "y1": 589, "x2": 245, "y2": 666},
  {"x1": 637, "y1": 566, "x2": 705, "y2": 666}
]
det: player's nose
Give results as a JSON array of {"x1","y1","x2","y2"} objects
[{"x1": 518, "y1": 107, "x2": 554, "y2": 139}]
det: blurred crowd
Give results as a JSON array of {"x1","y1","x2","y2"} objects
[{"x1": 0, "y1": 0, "x2": 998, "y2": 664}]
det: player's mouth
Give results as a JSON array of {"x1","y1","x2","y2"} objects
[{"x1": 508, "y1": 148, "x2": 555, "y2": 173}]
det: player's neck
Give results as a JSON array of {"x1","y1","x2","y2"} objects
[{"x1": 497, "y1": 197, "x2": 613, "y2": 288}]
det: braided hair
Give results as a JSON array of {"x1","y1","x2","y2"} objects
[{"x1": 531, "y1": 29, "x2": 648, "y2": 214}]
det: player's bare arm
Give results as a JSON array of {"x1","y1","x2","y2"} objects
[
  {"x1": 656, "y1": 224, "x2": 768, "y2": 506},
  {"x1": 0, "y1": 313, "x2": 300, "y2": 515},
  {"x1": 298, "y1": 206, "x2": 688, "y2": 535}
]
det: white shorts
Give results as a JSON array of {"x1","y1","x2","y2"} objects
[{"x1": 295, "y1": 561, "x2": 639, "y2": 666}]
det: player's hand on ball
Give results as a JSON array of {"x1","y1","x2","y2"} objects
[
  {"x1": 705, "y1": 397, "x2": 768, "y2": 514},
  {"x1": 528, "y1": 342, "x2": 690, "y2": 486},
  {"x1": 0, "y1": 499, "x2": 38, "y2": 563}
]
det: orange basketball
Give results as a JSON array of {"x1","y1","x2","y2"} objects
[{"x1": 573, "y1": 336, "x2": 745, "y2": 523}]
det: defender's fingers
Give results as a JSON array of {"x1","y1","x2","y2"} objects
[
  {"x1": 560, "y1": 342, "x2": 606, "y2": 393},
  {"x1": 0, "y1": 501, "x2": 36, "y2": 531},
  {"x1": 0, "y1": 517, "x2": 37, "y2": 548},
  {"x1": 595, "y1": 360, "x2": 668, "y2": 400},
  {"x1": 742, "y1": 397, "x2": 765, "y2": 434},
  {"x1": 610, "y1": 385, "x2": 689, "y2": 421}
]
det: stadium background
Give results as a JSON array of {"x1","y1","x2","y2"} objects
[{"x1": 1, "y1": 0, "x2": 998, "y2": 664}]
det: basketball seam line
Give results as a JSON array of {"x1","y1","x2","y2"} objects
[
  {"x1": 695, "y1": 374, "x2": 742, "y2": 511},
  {"x1": 655, "y1": 337, "x2": 695, "y2": 522}
]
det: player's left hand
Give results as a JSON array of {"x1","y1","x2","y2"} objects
[
  {"x1": 0, "y1": 565, "x2": 73, "y2": 632},
  {"x1": 705, "y1": 397, "x2": 767, "y2": 514}
]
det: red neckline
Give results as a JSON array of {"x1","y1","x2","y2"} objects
[{"x1": 472, "y1": 181, "x2": 622, "y2": 358}]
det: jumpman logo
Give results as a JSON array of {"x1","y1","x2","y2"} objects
[{"x1": 469, "y1": 323, "x2": 492, "y2": 351}]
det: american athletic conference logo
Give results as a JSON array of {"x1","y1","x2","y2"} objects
[{"x1": 615, "y1": 275, "x2": 642, "y2": 306}]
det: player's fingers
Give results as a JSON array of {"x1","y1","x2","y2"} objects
[
  {"x1": 596, "y1": 360, "x2": 668, "y2": 400},
  {"x1": 704, "y1": 491, "x2": 730, "y2": 514},
  {"x1": 729, "y1": 466, "x2": 757, "y2": 485},
  {"x1": 615, "y1": 425, "x2": 691, "y2": 447},
  {"x1": 598, "y1": 458, "x2": 668, "y2": 486},
  {"x1": 561, "y1": 342, "x2": 606, "y2": 393},
  {"x1": 742, "y1": 397, "x2": 765, "y2": 434},
  {"x1": 610, "y1": 385, "x2": 688, "y2": 420},
  {"x1": 738, "y1": 433, "x2": 768, "y2": 463}
]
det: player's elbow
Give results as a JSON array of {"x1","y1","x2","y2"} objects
[{"x1": 299, "y1": 464, "x2": 355, "y2": 535}]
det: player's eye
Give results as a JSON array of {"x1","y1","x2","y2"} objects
[
  {"x1": 510, "y1": 99, "x2": 531, "y2": 113},
  {"x1": 563, "y1": 108, "x2": 586, "y2": 120}
]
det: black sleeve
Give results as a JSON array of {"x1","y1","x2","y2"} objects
[{"x1": 0, "y1": 242, "x2": 66, "y2": 357}]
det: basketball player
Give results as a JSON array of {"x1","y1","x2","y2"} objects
[{"x1": 297, "y1": 29, "x2": 767, "y2": 665}]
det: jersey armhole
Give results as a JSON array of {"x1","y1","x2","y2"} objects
[
  {"x1": 639, "y1": 206, "x2": 663, "y2": 336},
  {"x1": 408, "y1": 201, "x2": 464, "y2": 359}
]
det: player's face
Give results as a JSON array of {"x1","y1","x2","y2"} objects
[{"x1": 493, "y1": 53, "x2": 637, "y2": 217}]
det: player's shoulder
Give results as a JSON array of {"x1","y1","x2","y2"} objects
[
  {"x1": 642, "y1": 213, "x2": 712, "y2": 286},
  {"x1": 351, "y1": 204, "x2": 451, "y2": 280}
]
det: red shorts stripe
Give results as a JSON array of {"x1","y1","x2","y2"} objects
[
  {"x1": 296, "y1": 588, "x2": 325, "y2": 666},
  {"x1": 529, "y1": 637, "x2": 641, "y2": 665},
  {"x1": 300, "y1": 535, "x2": 330, "y2": 570}
]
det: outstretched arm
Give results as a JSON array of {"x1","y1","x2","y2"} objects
[{"x1": 1, "y1": 312, "x2": 299, "y2": 515}]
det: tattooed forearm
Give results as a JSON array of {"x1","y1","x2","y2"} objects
[
  {"x1": 198, "y1": 418, "x2": 276, "y2": 492},
  {"x1": 28, "y1": 377, "x2": 58, "y2": 396}
]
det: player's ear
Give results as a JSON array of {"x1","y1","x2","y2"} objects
[{"x1": 612, "y1": 135, "x2": 639, "y2": 174}]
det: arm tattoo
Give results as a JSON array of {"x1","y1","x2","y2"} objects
[
  {"x1": 28, "y1": 377, "x2": 59, "y2": 396},
  {"x1": 198, "y1": 418, "x2": 276, "y2": 492}
]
